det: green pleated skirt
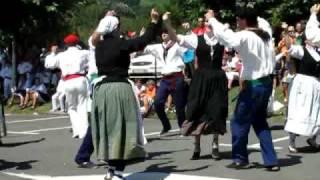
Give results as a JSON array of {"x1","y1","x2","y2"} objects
[{"x1": 91, "y1": 82, "x2": 146, "y2": 161}]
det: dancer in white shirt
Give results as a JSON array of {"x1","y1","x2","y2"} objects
[
  {"x1": 45, "y1": 34, "x2": 90, "y2": 139},
  {"x1": 205, "y1": 7, "x2": 279, "y2": 171},
  {"x1": 144, "y1": 29, "x2": 187, "y2": 135}
]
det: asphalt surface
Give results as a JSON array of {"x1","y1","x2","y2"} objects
[{"x1": 0, "y1": 113, "x2": 319, "y2": 180}]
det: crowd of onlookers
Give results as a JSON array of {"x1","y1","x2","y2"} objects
[{"x1": 0, "y1": 46, "x2": 63, "y2": 111}]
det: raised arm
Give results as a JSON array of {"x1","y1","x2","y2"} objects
[
  {"x1": 306, "y1": 4, "x2": 320, "y2": 47},
  {"x1": 205, "y1": 10, "x2": 241, "y2": 50},
  {"x1": 125, "y1": 8, "x2": 161, "y2": 53},
  {"x1": 162, "y1": 12, "x2": 198, "y2": 49}
]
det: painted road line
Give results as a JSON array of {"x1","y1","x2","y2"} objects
[
  {"x1": 7, "y1": 131, "x2": 40, "y2": 135},
  {"x1": 24, "y1": 126, "x2": 71, "y2": 133},
  {"x1": 219, "y1": 143, "x2": 282, "y2": 150},
  {"x1": 3, "y1": 172, "x2": 240, "y2": 180},
  {"x1": 249, "y1": 136, "x2": 289, "y2": 150},
  {"x1": 7, "y1": 116, "x2": 69, "y2": 124},
  {"x1": 145, "y1": 129, "x2": 180, "y2": 136}
]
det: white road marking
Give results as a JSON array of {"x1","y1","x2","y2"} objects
[
  {"x1": 248, "y1": 136, "x2": 289, "y2": 150},
  {"x1": 145, "y1": 129, "x2": 180, "y2": 136},
  {"x1": 24, "y1": 126, "x2": 71, "y2": 133},
  {"x1": 3, "y1": 172, "x2": 240, "y2": 180},
  {"x1": 7, "y1": 116, "x2": 69, "y2": 124},
  {"x1": 219, "y1": 143, "x2": 283, "y2": 150},
  {"x1": 7, "y1": 131, "x2": 39, "y2": 135},
  {"x1": 6, "y1": 115, "x2": 287, "y2": 151}
]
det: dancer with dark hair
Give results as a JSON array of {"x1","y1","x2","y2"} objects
[
  {"x1": 163, "y1": 12, "x2": 228, "y2": 160},
  {"x1": 205, "y1": 7, "x2": 279, "y2": 171}
]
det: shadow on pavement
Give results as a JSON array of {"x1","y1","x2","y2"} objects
[
  {"x1": 199, "y1": 149, "x2": 260, "y2": 160},
  {"x1": 147, "y1": 149, "x2": 189, "y2": 160},
  {"x1": 278, "y1": 154, "x2": 302, "y2": 167},
  {"x1": 251, "y1": 154, "x2": 302, "y2": 169},
  {"x1": 0, "y1": 138, "x2": 45, "y2": 148},
  {"x1": 297, "y1": 146, "x2": 320, "y2": 153},
  {"x1": 138, "y1": 160, "x2": 209, "y2": 179},
  {"x1": 147, "y1": 136, "x2": 188, "y2": 143},
  {"x1": 269, "y1": 125, "x2": 284, "y2": 131},
  {"x1": 0, "y1": 160, "x2": 38, "y2": 171}
]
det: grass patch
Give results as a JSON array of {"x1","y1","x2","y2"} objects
[{"x1": 5, "y1": 102, "x2": 51, "y2": 115}]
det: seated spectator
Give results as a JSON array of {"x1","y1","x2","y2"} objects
[
  {"x1": 8, "y1": 75, "x2": 28, "y2": 107},
  {"x1": 140, "y1": 80, "x2": 156, "y2": 116},
  {"x1": 50, "y1": 79, "x2": 66, "y2": 113},
  {"x1": 21, "y1": 78, "x2": 50, "y2": 109},
  {"x1": 223, "y1": 51, "x2": 242, "y2": 89}
]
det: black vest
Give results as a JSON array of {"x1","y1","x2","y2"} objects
[
  {"x1": 195, "y1": 35, "x2": 224, "y2": 70},
  {"x1": 297, "y1": 47, "x2": 320, "y2": 78}
]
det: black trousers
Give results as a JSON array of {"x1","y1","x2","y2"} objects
[{"x1": 75, "y1": 126, "x2": 94, "y2": 164}]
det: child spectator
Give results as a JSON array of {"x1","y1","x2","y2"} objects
[
  {"x1": 21, "y1": 78, "x2": 49, "y2": 109},
  {"x1": 140, "y1": 80, "x2": 156, "y2": 116}
]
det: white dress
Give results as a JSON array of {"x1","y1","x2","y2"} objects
[{"x1": 285, "y1": 45, "x2": 320, "y2": 136}]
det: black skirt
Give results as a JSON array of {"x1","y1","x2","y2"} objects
[{"x1": 186, "y1": 68, "x2": 228, "y2": 135}]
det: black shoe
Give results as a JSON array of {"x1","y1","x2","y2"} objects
[
  {"x1": 159, "y1": 128, "x2": 171, "y2": 136},
  {"x1": 211, "y1": 148, "x2": 221, "y2": 160},
  {"x1": 265, "y1": 165, "x2": 280, "y2": 172},
  {"x1": 77, "y1": 161, "x2": 96, "y2": 168},
  {"x1": 190, "y1": 152, "x2": 200, "y2": 160},
  {"x1": 306, "y1": 138, "x2": 319, "y2": 149},
  {"x1": 226, "y1": 162, "x2": 252, "y2": 169}
]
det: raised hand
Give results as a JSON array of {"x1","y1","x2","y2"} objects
[
  {"x1": 205, "y1": 9, "x2": 215, "y2": 22},
  {"x1": 182, "y1": 22, "x2": 190, "y2": 30},
  {"x1": 162, "y1": 12, "x2": 171, "y2": 22},
  {"x1": 310, "y1": 4, "x2": 320, "y2": 14}
]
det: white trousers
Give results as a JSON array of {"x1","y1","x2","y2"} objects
[
  {"x1": 51, "y1": 92, "x2": 66, "y2": 111},
  {"x1": 64, "y1": 77, "x2": 89, "y2": 138}
]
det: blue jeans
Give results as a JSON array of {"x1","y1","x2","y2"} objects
[
  {"x1": 231, "y1": 78, "x2": 278, "y2": 166},
  {"x1": 154, "y1": 76, "x2": 187, "y2": 129}
]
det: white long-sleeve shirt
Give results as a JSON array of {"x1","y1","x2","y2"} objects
[
  {"x1": 87, "y1": 36, "x2": 98, "y2": 80},
  {"x1": 144, "y1": 42, "x2": 186, "y2": 75},
  {"x1": 288, "y1": 45, "x2": 320, "y2": 62},
  {"x1": 306, "y1": 13, "x2": 320, "y2": 47},
  {"x1": 208, "y1": 17, "x2": 275, "y2": 80},
  {"x1": 45, "y1": 47, "x2": 89, "y2": 77}
]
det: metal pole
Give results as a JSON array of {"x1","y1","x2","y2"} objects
[
  {"x1": 0, "y1": 76, "x2": 6, "y2": 137},
  {"x1": 11, "y1": 38, "x2": 16, "y2": 89}
]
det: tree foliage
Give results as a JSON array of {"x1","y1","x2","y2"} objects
[{"x1": 0, "y1": 0, "x2": 319, "y2": 49}]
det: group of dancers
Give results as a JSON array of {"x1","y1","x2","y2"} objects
[{"x1": 42, "y1": 3, "x2": 320, "y2": 180}]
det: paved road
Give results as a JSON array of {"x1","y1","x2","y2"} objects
[{"x1": 0, "y1": 114, "x2": 319, "y2": 180}]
